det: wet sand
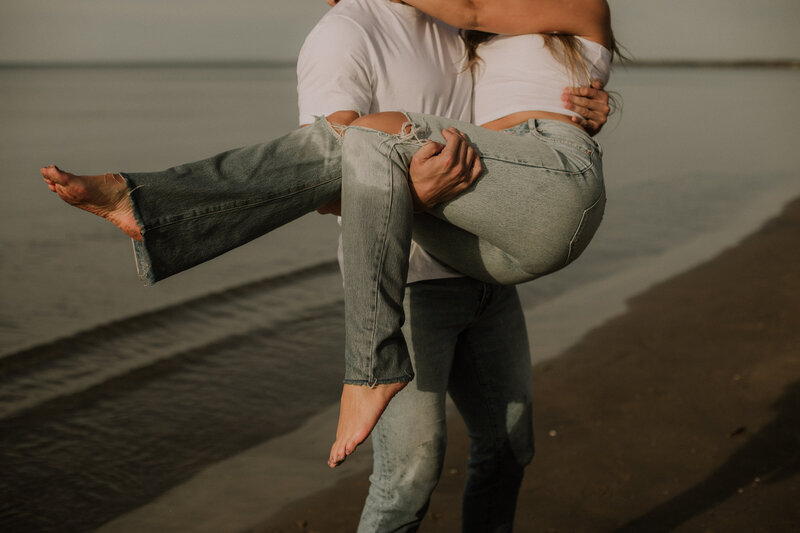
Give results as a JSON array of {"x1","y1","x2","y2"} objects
[{"x1": 254, "y1": 198, "x2": 800, "y2": 532}]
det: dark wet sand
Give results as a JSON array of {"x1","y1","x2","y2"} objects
[{"x1": 254, "y1": 198, "x2": 800, "y2": 533}]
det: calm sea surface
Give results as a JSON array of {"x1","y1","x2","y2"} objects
[{"x1": 0, "y1": 65, "x2": 798, "y2": 531}]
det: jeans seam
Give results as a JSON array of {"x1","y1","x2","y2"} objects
[
  {"x1": 365, "y1": 143, "x2": 399, "y2": 386},
  {"x1": 479, "y1": 154, "x2": 595, "y2": 176},
  {"x1": 143, "y1": 176, "x2": 341, "y2": 231},
  {"x1": 461, "y1": 335, "x2": 501, "y2": 446},
  {"x1": 564, "y1": 191, "x2": 605, "y2": 266},
  {"x1": 476, "y1": 283, "x2": 490, "y2": 317}
]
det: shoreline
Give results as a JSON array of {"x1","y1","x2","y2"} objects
[
  {"x1": 255, "y1": 200, "x2": 800, "y2": 532},
  {"x1": 1, "y1": 59, "x2": 798, "y2": 70},
  {"x1": 523, "y1": 177, "x2": 800, "y2": 365},
  {"x1": 98, "y1": 193, "x2": 800, "y2": 532}
]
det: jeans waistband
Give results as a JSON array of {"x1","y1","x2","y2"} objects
[{"x1": 527, "y1": 118, "x2": 602, "y2": 156}]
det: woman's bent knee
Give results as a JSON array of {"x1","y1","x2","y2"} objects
[{"x1": 351, "y1": 112, "x2": 410, "y2": 134}]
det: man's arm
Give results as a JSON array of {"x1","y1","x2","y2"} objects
[
  {"x1": 303, "y1": 6, "x2": 480, "y2": 215},
  {"x1": 318, "y1": 123, "x2": 482, "y2": 215},
  {"x1": 408, "y1": 128, "x2": 482, "y2": 211},
  {"x1": 297, "y1": 13, "x2": 370, "y2": 216}
]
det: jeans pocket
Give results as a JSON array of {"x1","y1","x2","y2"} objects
[
  {"x1": 528, "y1": 120, "x2": 597, "y2": 174},
  {"x1": 565, "y1": 190, "x2": 606, "y2": 266}
]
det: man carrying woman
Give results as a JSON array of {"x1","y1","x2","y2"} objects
[{"x1": 41, "y1": 0, "x2": 614, "y2": 529}]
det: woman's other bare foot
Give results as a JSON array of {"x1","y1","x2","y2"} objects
[
  {"x1": 40, "y1": 165, "x2": 142, "y2": 241},
  {"x1": 328, "y1": 381, "x2": 408, "y2": 468}
]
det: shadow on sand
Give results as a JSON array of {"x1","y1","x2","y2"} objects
[{"x1": 612, "y1": 379, "x2": 800, "y2": 533}]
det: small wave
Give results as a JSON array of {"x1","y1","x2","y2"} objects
[
  {"x1": 0, "y1": 298, "x2": 347, "y2": 533},
  {"x1": 0, "y1": 260, "x2": 341, "y2": 421}
]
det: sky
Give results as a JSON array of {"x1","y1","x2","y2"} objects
[{"x1": 1, "y1": 0, "x2": 799, "y2": 63}]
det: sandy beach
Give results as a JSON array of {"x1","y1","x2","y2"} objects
[{"x1": 254, "y1": 198, "x2": 800, "y2": 532}]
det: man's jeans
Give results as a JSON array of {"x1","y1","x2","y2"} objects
[{"x1": 358, "y1": 277, "x2": 534, "y2": 533}]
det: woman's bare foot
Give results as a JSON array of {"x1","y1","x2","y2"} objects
[
  {"x1": 328, "y1": 381, "x2": 408, "y2": 468},
  {"x1": 40, "y1": 165, "x2": 142, "y2": 240}
]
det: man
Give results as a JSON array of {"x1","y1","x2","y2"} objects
[
  {"x1": 298, "y1": 0, "x2": 609, "y2": 530},
  {"x1": 40, "y1": 1, "x2": 608, "y2": 528}
]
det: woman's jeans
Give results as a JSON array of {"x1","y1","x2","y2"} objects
[
  {"x1": 121, "y1": 114, "x2": 604, "y2": 385},
  {"x1": 341, "y1": 113, "x2": 605, "y2": 385},
  {"x1": 123, "y1": 117, "x2": 343, "y2": 284}
]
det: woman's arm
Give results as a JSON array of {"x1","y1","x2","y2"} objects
[{"x1": 402, "y1": 0, "x2": 611, "y2": 45}]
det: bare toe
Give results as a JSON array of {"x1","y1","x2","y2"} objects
[
  {"x1": 328, "y1": 440, "x2": 346, "y2": 468},
  {"x1": 40, "y1": 165, "x2": 66, "y2": 185}
]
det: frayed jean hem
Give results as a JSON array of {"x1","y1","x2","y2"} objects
[
  {"x1": 119, "y1": 172, "x2": 156, "y2": 286},
  {"x1": 342, "y1": 373, "x2": 415, "y2": 387}
]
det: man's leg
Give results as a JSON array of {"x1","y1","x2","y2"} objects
[
  {"x1": 448, "y1": 284, "x2": 534, "y2": 533},
  {"x1": 358, "y1": 278, "x2": 481, "y2": 532}
]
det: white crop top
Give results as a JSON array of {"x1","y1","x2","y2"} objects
[{"x1": 473, "y1": 34, "x2": 612, "y2": 126}]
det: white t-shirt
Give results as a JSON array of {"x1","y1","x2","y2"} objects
[{"x1": 297, "y1": 0, "x2": 471, "y2": 283}]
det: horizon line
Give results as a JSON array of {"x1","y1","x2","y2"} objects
[{"x1": 1, "y1": 58, "x2": 798, "y2": 69}]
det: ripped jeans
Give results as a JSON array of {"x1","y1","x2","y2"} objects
[
  {"x1": 341, "y1": 113, "x2": 605, "y2": 384},
  {"x1": 121, "y1": 113, "x2": 604, "y2": 385}
]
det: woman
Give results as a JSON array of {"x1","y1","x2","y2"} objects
[
  {"x1": 41, "y1": 0, "x2": 618, "y2": 468},
  {"x1": 329, "y1": 0, "x2": 617, "y2": 465}
]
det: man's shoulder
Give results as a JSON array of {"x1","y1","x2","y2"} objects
[
  {"x1": 302, "y1": 2, "x2": 381, "y2": 59},
  {"x1": 301, "y1": 4, "x2": 374, "y2": 62},
  {"x1": 313, "y1": 0, "x2": 381, "y2": 33}
]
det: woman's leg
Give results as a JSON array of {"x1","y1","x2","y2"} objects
[
  {"x1": 326, "y1": 115, "x2": 419, "y2": 467},
  {"x1": 340, "y1": 111, "x2": 600, "y2": 387},
  {"x1": 345, "y1": 112, "x2": 605, "y2": 284},
  {"x1": 330, "y1": 112, "x2": 603, "y2": 463},
  {"x1": 41, "y1": 117, "x2": 344, "y2": 284}
]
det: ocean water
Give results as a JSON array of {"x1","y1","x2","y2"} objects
[{"x1": 1, "y1": 65, "x2": 799, "y2": 531}]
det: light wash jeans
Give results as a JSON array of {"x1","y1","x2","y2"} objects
[
  {"x1": 121, "y1": 114, "x2": 604, "y2": 385},
  {"x1": 341, "y1": 114, "x2": 605, "y2": 385},
  {"x1": 358, "y1": 277, "x2": 533, "y2": 533},
  {"x1": 123, "y1": 117, "x2": 415, "y2": 384},
  {"x1": 123, "y1": 117, "x2": 343, "y2": 285}
]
